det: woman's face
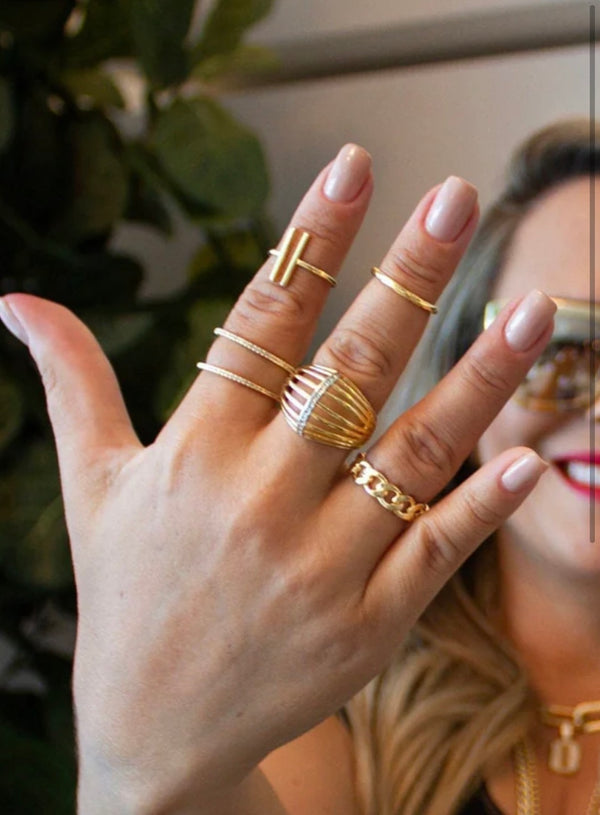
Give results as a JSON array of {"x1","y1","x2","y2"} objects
[{"x1": 477, "y1": 176, "x2": 600, "y2": 575}]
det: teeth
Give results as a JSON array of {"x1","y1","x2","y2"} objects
[{"x1": 565, "y1": 461, "x2": 600, "y2": 486}]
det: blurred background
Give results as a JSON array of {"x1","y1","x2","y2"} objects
[{"x1": 0, "y1": 0, "x2": 596, "y2": 812}]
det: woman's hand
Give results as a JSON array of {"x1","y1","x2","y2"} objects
[{"x1": 0, "y1": 145, "x2": 554, "y2": 813}]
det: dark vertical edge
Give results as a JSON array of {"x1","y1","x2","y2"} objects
[{"x1": 590, "y1": 5, "x2": 596, "y2": 542}]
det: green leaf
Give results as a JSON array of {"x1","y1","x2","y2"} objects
[
  {"x1": 0, "y1": 721, "x2": 75, "y2": 814},
  {"x1": 152, "y1": 97, "x2": 269, "y2": 218},
  {"x1": 192, "y1": 43, "x2": 278, "y2": 83},
  {"x1": 0, "y1": 0, "x2": 75, "y2": 43},
  {"x1": 0, "y1": 370, "x2": 24, "y2": 455},
  {"x1": 124, "y1": 144, "x2": 173, "y2": 234},
  {"x1": 60, "y1": 0, "x2": 133, "y2": 69},
  {"x1": 0, "y1": 441, "x2": 73, "y2": 590},
  {"x1": 155, "y1": 298, "x2": 234, "y2": 422},
  {"x1": 60, "y1": 68, "x2": 125, "y2": 109},
  {"x1": 49, "y1": 113, "x2": 129, "y2": 243},
  {"x1": 0, "y1": 78, "x2": 14, "y2": 154},
  {"x1": 129, "y1": 0, "x2": 196, "y2": 88},
  {"x1": 194, "y1": 0, "x2": 275, "y2": 62}
]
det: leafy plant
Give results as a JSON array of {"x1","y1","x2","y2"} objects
[{"x1": 0, "y1": 1, "x2": 275, "y2": 810}]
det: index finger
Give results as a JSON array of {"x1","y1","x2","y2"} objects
[{"x1": 162, "y1": 144, "x2": 373, "y2": 441}]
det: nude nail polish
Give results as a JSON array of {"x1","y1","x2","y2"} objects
[
  {"x1": 0, "y1": 298, "x2": 28, "y2": 345},
  {"x1": 425, "y1": 176, "x2": 478, "y2": 242},
  {"x1": 501, "y1": 451, "x2": 548, "y2": 492},
  {"x1": 323, "y1": 144, "x2": 372, "y2": 203},
  {"x1": 504, "y1": 290, "x2": 556, "y2": 352}
]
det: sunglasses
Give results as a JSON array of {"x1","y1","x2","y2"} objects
[{"x1": 483, "y1": 297, "x2": 600, "y2": 412}]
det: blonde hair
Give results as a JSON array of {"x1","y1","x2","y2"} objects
[{"x1": 345, "y1": 118, "x2": 599, "y2": 815}]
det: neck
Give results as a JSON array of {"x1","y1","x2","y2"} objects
[{"x1": 496, "y1": 529, "x2": 600, "y2": 706}]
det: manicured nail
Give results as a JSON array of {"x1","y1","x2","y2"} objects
[
  {"x1": 425, "y1": 176, "x2": 478, "y2": 242},
  {"x1": 504, "y1": 290, "x2": 556, "y2": 352},
  {"x1": 323, "y1": 144, "x2": 372, "y2": 203},
  {"x1": 501, "y1": 451, "x2": 548, "y2": 493},
  {"x1": 0, "y1": 298, "x2": 28, "y2": 345}
]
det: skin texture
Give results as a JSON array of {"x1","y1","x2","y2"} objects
[
  {"x1": 477, "y1": 177, "x2": 600, "y2": 815},
  {"x1": 0, "y1": 146, "x2": 556, "y2": 815}
]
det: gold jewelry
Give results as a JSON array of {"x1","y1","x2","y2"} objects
[
  {"x1": 540, "y1": 701, "x2": 600, "y2": 775},
  {"x1": 281, "y1": 365, "x2": 375, "y2": 449},
  {"x1": 370, "y1": 267, "x2": 438, "y2": 314},
  {"x1": 513, "y1": 738, "x2": 600, "y2": 815},
  {"x1": 196, "y1": 362, "x2": 280, "y2": 402},
  {"x1": 268, "y1": 227, "x2": 337, "y2": 288},
  {"x1": 214, "y1": 328, "x2": 296, "y2": 375},
  {"x1": 348, "y1": 453, "x2": 430, "y2": 521}
]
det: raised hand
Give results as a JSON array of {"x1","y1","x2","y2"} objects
[{"x1": 0, "y1": 144, "x2": 554, "y2": 814}]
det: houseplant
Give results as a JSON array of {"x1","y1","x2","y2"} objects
[{"x1": 0, "y1": 1, "x2": 275, "y2": 810}]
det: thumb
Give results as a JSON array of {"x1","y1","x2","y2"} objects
[{"x1": 0, "y1": 293, "x2": 141, "y2": 508}]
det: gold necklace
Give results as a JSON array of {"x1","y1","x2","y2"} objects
[
  {"x1": 540, "y1": 702, "x2": 600, "y2": 775},
  {"x1": 513, "y1": 739, "x2": 600, "y2": 815}
]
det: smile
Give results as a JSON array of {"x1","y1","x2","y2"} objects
[{"x1": 554, "y1": 455, "x2": 600, "y2": 501}]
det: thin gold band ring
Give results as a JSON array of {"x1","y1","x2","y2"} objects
[{"x1": 371, "y1": 267, "x2": 438, "y2": 314}]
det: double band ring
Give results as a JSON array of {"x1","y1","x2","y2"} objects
[
  {"x1": 371, "y1": 267, "x2": 438, "y2": 314},
  {"x1": 349, "y1": 453, "x2": 430, "y2": 521},
  {"x1": 268, "y1": 227, "x2": 337, "y2": 288}
]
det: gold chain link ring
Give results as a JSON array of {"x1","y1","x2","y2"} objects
[{"x1": 348, "y1": 453, "x2": 430, "y2": 521}]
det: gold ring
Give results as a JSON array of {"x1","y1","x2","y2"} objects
[
  {"x1": 196, "y1": 362, "x2": 280, "y2": 402},
  {"x1": 371, "y1": 267, "x2": 437, "y2": 314},
  {"x1": 268, "y1": 227, "x2": 337, "y2": 288},
  {"x1": 348, "y1": 453, "x2": 429, "y2": 521},
  {"x1": 214, "y1": 328, "x2": 296, "y2": 374},
  {"x1": 281, "y1": 365, "x2": 376, "y2": 449}
]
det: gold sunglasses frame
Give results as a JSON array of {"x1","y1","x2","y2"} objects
[{"x1": 483, "y1": 297, "x2": 600, "y2": 412}]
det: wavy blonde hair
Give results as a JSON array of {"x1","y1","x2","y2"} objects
[{"x1": 345, "y1": 118, "x2": 599, "y2": 815}]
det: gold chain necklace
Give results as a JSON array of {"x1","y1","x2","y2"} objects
[{"x1": 513, "y1": 739, "x2": 600, "y2": 815}]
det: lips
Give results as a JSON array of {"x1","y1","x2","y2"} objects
[{"x1": 553, "y1": 453, "x2": 600, "y2": 500}]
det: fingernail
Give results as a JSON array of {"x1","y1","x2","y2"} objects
[
  {"x1": 504, "y1": 290, "x2": 556, "y2": 352},
  {"x1": 425, "y1": 176, "x2": 478, "y2": 242},
  {"x1": 0, "y1": 298, "x2": 28, "y2": 345},
  {"x1": 323, "y1": 144, "x2": 372, "y2": 203},
  {"x1": 501, "y1": 451, "x2": 548, "y2": 493}
]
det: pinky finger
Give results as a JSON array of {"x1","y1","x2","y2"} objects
[{"x1": 364, "y1": 447, "x2": 548, "y2": 628}]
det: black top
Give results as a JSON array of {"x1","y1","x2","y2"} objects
[{"x1": 457, "y1": 784, "x2": 505, "y2": 815}]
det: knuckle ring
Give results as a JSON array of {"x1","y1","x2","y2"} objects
[
  {"x1": 282, "y1": 365, "x2": 376, "y2": 449},
  {"x1": 268, "y1": 227, "x2": 337, "y2": 288},
  {"x1": 371, "y1": 267, "x2": 438, "y2": 314},
  {"x1": 348, "y1": 453, "x2": 430, "y2": 521}
]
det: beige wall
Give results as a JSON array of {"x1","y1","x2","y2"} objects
[{"x1": 113, "y1": 3, "x2": 596, "y2": 355}]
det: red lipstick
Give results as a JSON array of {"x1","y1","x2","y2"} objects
[{"x1": 553, "y1": 453, "x2": 600, "y2": 501}]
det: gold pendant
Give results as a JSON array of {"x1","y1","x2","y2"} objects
[{"x1": 548, "y1": 722, "x2": 581, "y2": 774}]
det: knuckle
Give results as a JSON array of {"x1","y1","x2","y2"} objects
[
  {"x1": 462, "y1": 351, "x2": 513, "y2": 398},
  {"x1": 387, "y1": 244, "x2": 445, "y2": 293},
  {"x1": 463, "y1": 489, "x2": 505, "y2": 530},
  {"x1": 296, "y1": 219, "x2": 341, "y2": 257},
  {"x1": 37, "y1": 357, "x2": 60, "y2": 404},
  {"x1": 234, "y1": 279, "x2": 311, "y2": 331},
  {"x1": 413, "y1": 516, "x2": 462, "y2": 577},
  {"x1": 400, "y1": 415, "x2": 455, "y2": 477},
  {"x1": 325, "y1": 326, "x2": 395, "y2": 381}
]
